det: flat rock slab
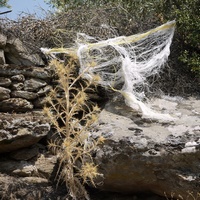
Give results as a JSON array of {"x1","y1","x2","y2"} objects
[
  {"x1": 0, "y1": 64, "x2": 51, "y2": 80},
  {"x1": 0, "y1": 86, "x2": 10, "y2": 101},
  {"x1": 0, "y1": 98, "x2": 33, "y2": 112},
  {"x1": 0, "y1": 33, "x2": 7, "y2": 48},
  {"x1": 0, "y1": 153, "x2": 57, "y2": 179},
  {"x1": 0, "y1": 173, "x2": 64, "y2": 200},
  {"x1": 0, "y1": 111, "x2": 50, "y2": 153},
  {"x1": 93, "y1": 96, "x2": 200, "y2": 199},
  {"x1": 4, "y1": 37, "x2": 44, "y2": 66},
  {"x1": 0, "y1": 77, "x2": 12, "y2": 87}
]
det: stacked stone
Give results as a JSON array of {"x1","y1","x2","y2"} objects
[
  {"x1": 0, "y1": 32, "x2": 57, "y2": 198},
  {"x1": 0, "y1": 33, "x2": 52, "y2": 154},
  {"x1": 0, "y1": 33, "x2": 6, "y2": 65},
  {"x1": 0, "y1": 33, "x2": 52, "y2": 113},
  {"x1": 0, "y1": 65, "x2": 52, "y2": 112}
]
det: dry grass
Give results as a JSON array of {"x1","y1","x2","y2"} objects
[{"x1": 0, "y1": 3, "x2": 141, "y2": 54}]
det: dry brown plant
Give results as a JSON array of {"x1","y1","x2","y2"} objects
[{"x1": 43, "y1": 58, "x2": 104, "y2": 200}]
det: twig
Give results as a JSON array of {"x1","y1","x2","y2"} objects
[{"x1": 0, "y1": 10, "x2": 12, "y2": 15}]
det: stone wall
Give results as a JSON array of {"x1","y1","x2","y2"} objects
[
  {"x1": 0, "y1": 32, "x2": 53, "y2": 151},
  {"x1": 0, "y1": 65, "x2": 52, "y2": 112},
  {"x1": 0, "y1": 33, "x2": 61, "y2": 199},
  {"x1": 0, "y1": 32, "x2": 52, "y2": 110}
]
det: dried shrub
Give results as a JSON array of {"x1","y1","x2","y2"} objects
[{"x1": 43, "y1": 58, "x2": 104, "y2": 200}]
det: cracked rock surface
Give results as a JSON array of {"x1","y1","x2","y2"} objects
[
  {"x1": 93, "y1": 96, "x2": 200, "y2": 199},
  {"x1": 0, "y1": 112, "x2": 50, "y2": 153}
]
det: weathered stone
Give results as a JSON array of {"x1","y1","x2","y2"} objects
[
  {"x1": 0, "y1": 159, "x2": 37, "y2": 177},
  {"x1": 0, "y1": 98, "x2": 33, "y2": 112},
  {"x1": 0, "y1": 173, "x2": 66, "y2": 200},
  {"x1": 35, "y1": 154, "x2": 57, "y2": 178},
  {"x1": 4, "y1": 37, "x2": 44, "y2": 66},
  {"x1": 37, "y1": 85, "x2": 52, "y2": 96},
  {"x1": 11, "y1": 82, "x2": 24, "y2": 91},
  {"x1": 0, "y1": 33, "x2": 7, "y2": 48},
  {"x1": 92, "y1": 97, "x2": 200, "y2": 200},
  {"x1": 21, "y1": 177, "x2": 49, "y2": 184},
  {"x1": 0, "y1": 86, "x2": 10, "y2": 100},
  {"x1": 24, "y1": 78, "x2": 47, "y2": 92},
  {"x1": 11, "y1": 90, "x2": 38, "y2": 100},
  {"x1": 11, "y1": 74, "x2": 25, "y2": 82},
  {"x1": 0, "y1": 174, "x2": 165, "y2": 200},
  {"x1": 0, "y1": 77, "x2": 11, "y2": 87},
  {"x1": 7, "y1": 161, "x2": 38, "y2": 177},
  {"x1": 0, "y1": 153, "x2": 56, "y2": 179},
  {"x1": 9, "y1": 145, "x2": 41, "y2": 160},
  {"x1": 33, "y1": 96, "x2": 48, "y2": 108},
  {"x1": 0, "y1": 64, "x2": 51, "y2": 80},
  {"x1": 0, "y1": 112, "x2": 50, "y2": 153},
  {"x1": 0, "y1": 50, "x2": 5, "y2": 64}
]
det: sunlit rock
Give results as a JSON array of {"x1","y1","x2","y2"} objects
[{"x1": 92, "y1": 96, "x2": 200, "y2": 199}]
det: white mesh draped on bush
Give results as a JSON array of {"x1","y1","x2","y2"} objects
[{"x1": 41, "y1": 20, "x2": 176, "y2": 122}]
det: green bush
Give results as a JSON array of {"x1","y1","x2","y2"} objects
[
  {"x1": 0, "y1": 0, "x2": 10, "y2": 8},
  {"x1": 157, "y1": 0, "x2": 200, "y2": 75},
  {"x1": 45, "y1": 0, "x2": 199, "y2": 75}
]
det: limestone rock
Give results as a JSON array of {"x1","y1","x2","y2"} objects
[
  {"x1": 0, "y1": 98, "x2": 33, "y2": 112},
  {"x1": 37, "y1": 85, "x2": 52, "y2": 96},
  {"x1": 0, "y1": 86, "x2": 10, "y2": 100},
  {"x1": 4, "y1": 37, "x2": 44, "y2": 66},
  {"x1": 11, "y1": 82, "x2": 24, "y2": 91},
  {"x1": 0, "y1": 159, "x2": 33, "y2": 176},
  {"x1": 33, "y1": 96, "x2": 48, "y2": 108},
  {"x1": 0, "y1": 112, "x2": 50, "y2": 153},
  {"x1": 24, "y1": 78, "x2": 47, "y2": 92},
  {"x1": 0, "y1": 77, "x2": 11, "y2": 87},
  {"x1": 0, "y1": 33, "x2": 7, "y2": 48},
  {"x1": 92, "y1": 97, "x2": 200, "y2": 200},
  {"x1": 0, "y1": 153, "x2": 56, "y2": 179},
  {"x1": 11, "y1": 90, "x2": 38, "y2": 100},
  {"x1": 11, "y1": 74, "x2": 25, "y2": 82},
  {"x1": 35, "y1": 154, "x2": 57, "y2": 178},
  {"x1": 8, "y1": 161, "x2": 38, "y2": 177},
  {"x1": 9, "y1": 145, "x2": 41, "y2": 161},
  {"x1": 0, "y1": 173, "x2": 66, "y2": 200},
  {"x1": 0, "y1": 64, "x2": 51, "y2": 80},
  {"x1": 0, "y1": 173, "x2": 165, "y2": 200},
  {"x1": 0, "y1": 50, "x2": 5, "y2": 64}
]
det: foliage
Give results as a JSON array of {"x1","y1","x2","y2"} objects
[
  {"x1": 156, "y1": 0, "x2": 200, "y2": 75},
  {"x1": 1, "y1": 0, "x2": 198, "y2": 96},
  {"x1": 45, "y1": 0, "x2": 200, "y2": 75},
  {"x1": 0, "y1": 0, "x2": 9, "y2": 8},
  {"x1": 43, "y1": 58, "x2": 103, "y2": 199}
]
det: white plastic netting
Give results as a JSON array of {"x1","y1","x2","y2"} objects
[
  {"x1": 41, "y1": 21, "x2": 176, "y2": 122},
  {"x1": 77, "y1": 21, "x2": 176, "y2": 121}
]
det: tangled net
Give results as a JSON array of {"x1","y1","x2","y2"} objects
[{"x1": 42, "y1": 20, "x2": 176, "y2": 122}]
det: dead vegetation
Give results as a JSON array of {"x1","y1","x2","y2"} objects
[{"x1": 43, "y1": 58, "x2": 104, "y2": 200}]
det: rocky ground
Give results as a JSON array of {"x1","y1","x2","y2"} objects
[
  {"x1": 91, "y1": 96, "x2": 200, "y2": 199},
  {"x1": 0, "y1": 32, "x2": 199, "y2": 200}
]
